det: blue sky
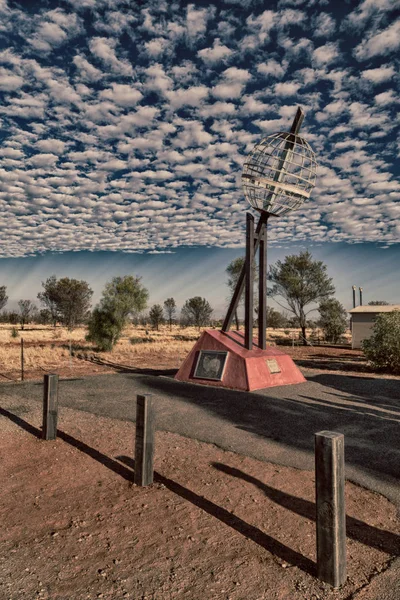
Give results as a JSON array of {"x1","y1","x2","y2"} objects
[{"x1": 0, "y1": 0, "x2": 399, "y2": 316}]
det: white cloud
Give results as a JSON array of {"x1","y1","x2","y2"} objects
[
  {"x1": 257, "y1": 59, "x2": 287, "y2": 78},
  {"x1": 354, "y1": 19, "x2": 400, "y2": 60},
  {"x1": 100, "y1": 84, "x2": 143, "y2": 107},
  {"x1": 35, "y1": 139, "x2": 66, "y2": 154},
  {"x1": 28, "y1": 153, "x2": 59, "y2": 167},
  {"x1": 314, "y1": 12, "x2": 336, "y2": 37},
  {"x1": 73, "y1": 55, "x2": 103, "y2": 82},
  {"x1": 361, "y1": 64, "x2": 396, "y2": 83},
  {"x1": 222, "y1": 67, "x2": 252, "y2": 83},
  {"x1": 89, "y1": 37, "x2": 133, "y2": 75},
  {"x1": 144, "y1": 37, "x2": 171, "y2": 59},
  {"x1": 166, "y1": 85, "x2": 209, "y2": 108},
  {"x1": 197, "y1": 38, "x2": 233, "y2": 65},
  {"x1": 186, "y1": 4, "x2": 214, "y2": 46},
  {"x1": 274, "y1": 81, "x2": 300, "y2": 96},
  {"x1": 374, "y1": 90, "x2": 397, "y2": 105},
  {"x1": 312, "y1": 42, "x2": 339, "y2": 66},
  {"x1": 0, "y1": 67, "x2": 23, "y2": 91}
]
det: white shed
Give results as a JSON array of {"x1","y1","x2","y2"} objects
[{"x1": 348, "y1": 305, "x2": 400, "y2": 349}]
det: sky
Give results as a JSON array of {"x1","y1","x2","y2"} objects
[{"x1": 0, "y1": 0, "x2": 399, "y2": 317}]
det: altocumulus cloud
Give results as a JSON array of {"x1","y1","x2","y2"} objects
[{"x1": 0, "y1": 0, "x2": 399, "y2": 258}]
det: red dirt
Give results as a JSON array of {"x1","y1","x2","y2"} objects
[{"x1": 1, "y1": 400, "x2": 399, "y2": 600}]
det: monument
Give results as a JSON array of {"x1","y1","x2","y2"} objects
[{"x1": 176, "y1": 107, "x2": 318, "y2": 391}]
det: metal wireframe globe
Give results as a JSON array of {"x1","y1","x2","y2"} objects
[{"x1": 242, "y1": 131, "x2": 318, "y2": 217}]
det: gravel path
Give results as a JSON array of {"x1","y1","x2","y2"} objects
[{"x1": 1, "y1": 370, "x2": 399, "y2": 511}]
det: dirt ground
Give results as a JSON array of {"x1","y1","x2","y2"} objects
[{"x1": 1, "y1": 400, "x2": 399, "y2": 600}]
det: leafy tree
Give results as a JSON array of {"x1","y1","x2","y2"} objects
[
  {"x1": 18, "y1": 300, "x2": 35, "y2": 330},
  {"x1": 164, "y1": 297, "x2": 177, "y2": 330},
  {"x1": 266, "y1": 306, "x2": 288, "y2": 329},
  {"x1": 318, "y1": 298, "x2": 348, "y2": 343},
  {"x1": 362, "y1": 311, "x2": 400, "y2": 374},
  {"x1": 368, "y1": 300, "x2": 390, "y2": 306},
  {"x1": 181, "y1": 296, "x2": 213, "y2": 330},
  {"x1": 37, "y1": 308, "x2": 52, "y2": 325},
  {"x1": 37, "y1": 275, "x2": 59, "y2": 326},
  {"x1": 102, "y1": 276, "x2": 148, "y2": 321},
  {"x1": 87, "y1": 275, "x2": 148, "y2": 351},
  {"x1": 149, "y1": 304, "x2": 164, "y2": 330},
  {"x1": 86, "y1": 307, "x2": 124, "y2": 352},
  {"x1": 55, "y1": 278, "x2": 93, "y2": 330},
  {"x1": 0, "y1": 286, "x2": 8, "y2": 311},
  {"x1": 268, "y1": 250, "x2": 335, "y2": 344}
]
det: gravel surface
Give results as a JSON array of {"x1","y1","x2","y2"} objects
[{"x1": 1, "y1": 370, "x2": 399, "y2": 512}]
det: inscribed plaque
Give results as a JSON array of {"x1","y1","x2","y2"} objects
[
  {"x1": 194, "y1": 351, "x2": 228, "y2": 381},
  {"x1": 266, "y1": 358, "x2": 281, "y2": 374}
]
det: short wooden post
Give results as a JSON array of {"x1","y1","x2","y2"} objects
[
  {"x1": 42, "y1": 374, "x2": 59, "y2": 440},
  {"x1": 21, "y1": 338, "x2": 24, "y2": 381},
  {"x1": 315, "y1": 431, "x2": 346, "y2": 588},
  {"x1": 134, "y1": 394, "x2": 155, "y2": 486}
]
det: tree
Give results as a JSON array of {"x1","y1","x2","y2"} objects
[
  {"x1": 226, "y1": 257, "x2": 245, "y2": 331},
  {"x1": 149, "y1": 304, "x2": 164, "y2": 330},
  {"x1": 368, "y1": 300, "x2": 390, "y2": 306},
  {"x1": 102, "y1": 276, "x2": 148, "y2": 321},
  {"x1": 318, "y1": 298, "x2": 348, "y2": 343},
  {"x1": 37, "y1": 275, "x2": 59, "y2": 326},
  {"x1": 164, "y1": 297, "x2": 176, "y2": 330},
  {"x1": 18, "y1": 300, "x2": 35, "y2": 330},
  {"x1": 181, "y1": 297, "x2": 213, "y2": 330},
  {"x1": 86, "y1": 275, "x2": 149, "y2": 351},
  {"x1": 55, "y1": 278, "x2": 93, "y2": 330},
  {"x1": 268, "y1": 250, "x2": 335, "y2": 344},
  {"x1": 266, "y1": 307, "x2": 288, "y2": 329},
  {"x1": 0, "y1": 286, "x2": 8, "y2": 312},
  {"x1": 362, "y1": 311, "x2": 400, "y2": 374}
]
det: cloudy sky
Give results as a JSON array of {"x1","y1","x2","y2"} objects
[{"x1": 0, "y1": 0, "x2": 399, "y2": 316}]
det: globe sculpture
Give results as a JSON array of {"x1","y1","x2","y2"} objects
[
  {"x1": 175, "y1": 106, "x2": 318, "y2": 392},
  {"x1": 242, "y1": 131, "x2": 318, "y2": 217}
]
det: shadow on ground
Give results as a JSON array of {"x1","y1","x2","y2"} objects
[{"x1": 139, "y1": 372, "x2": 400, "y2": 485}]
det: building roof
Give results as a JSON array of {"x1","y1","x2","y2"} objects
[{"x1": 349, "y1": 305, "x2": 400, "y2": 314}]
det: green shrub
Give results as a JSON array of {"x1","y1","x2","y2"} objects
[
  {"x1": 11, "y1": 327, "x2": 19, "y2": 338},
  {"x1": 86, "y1": 307, "x2": 124, "y2": 352},
  {"x1": 362, "y1": 311, "x2": 400, "y2": 374}
]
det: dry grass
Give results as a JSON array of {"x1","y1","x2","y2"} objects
[{"x1": 0, "y1": 323, "x2": 353, "y2": 381}]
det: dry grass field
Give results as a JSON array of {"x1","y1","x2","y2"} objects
[{"x1": 0, "y1": 322, "x2": 366, "y2": 382}]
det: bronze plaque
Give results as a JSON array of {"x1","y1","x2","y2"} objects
[
  {"x1": 194, "y1": 351, "x2": 228, "y2": 381},
  {"x1": 266, "y1": 358, "x2": 281, "y2": 374}
]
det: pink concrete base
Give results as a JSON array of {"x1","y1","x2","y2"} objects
[{"x1": 175, "y1": 329, "x2": 306, "y2": 391}]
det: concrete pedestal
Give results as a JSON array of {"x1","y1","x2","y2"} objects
[{"x1": 175, "y1": 329, "x2": 306, "y2": 392}]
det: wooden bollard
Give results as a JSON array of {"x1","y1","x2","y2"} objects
[
  {"x1": 134, "y1": 394, "x2": 155, "y2": 486},
  {"x1": 42, "y1": 374, "x2": 59, "y2": 440},
  {"x1": 21, "y1": 338, "x2": 24, "y2": 381},
  {"x1": 315, "y1": 431, "x2": 346, "y2": 588}
]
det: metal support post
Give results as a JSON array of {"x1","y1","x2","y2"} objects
[
  {"x1": 244, "y1": 213, "x2": 255, "y2": 350},
  {"x1": 258, "y1": 220, "x2": 267, "y2": 349}
]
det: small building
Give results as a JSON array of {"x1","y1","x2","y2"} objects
[{"x1": 348, "y1": 305, "x2": 400, "y2": 349}]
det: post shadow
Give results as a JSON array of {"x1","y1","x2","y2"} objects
[
  {"x1": 0, "y1": 406, "x2": 315, "y2": 576},
  {"x1": 116, "y1": 455, "x2": 315, "y2": 576},
  {"x1": 212, "y1": 463, "x2": 400, "y2": 556}
]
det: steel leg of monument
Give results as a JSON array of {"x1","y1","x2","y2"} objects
[
  {"x1": 222, "y1": 213, "x2": 268, "y2": 334},
  {"x1": 244, "y1": 213, "x2": 255, "y2": 350},
  {"x1": 258, "y1": 220, "x2": 267, "y2": 350}
]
